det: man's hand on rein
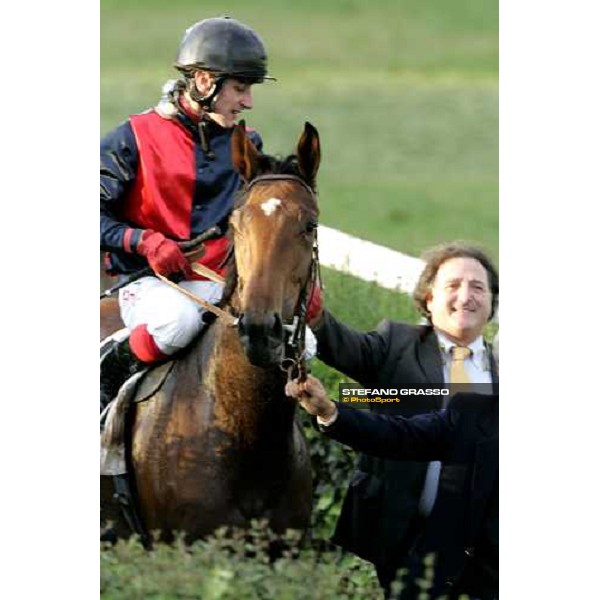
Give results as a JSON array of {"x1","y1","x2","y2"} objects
[{"x1": 285, "y1": 375, "x2": 337, "y2": 420}]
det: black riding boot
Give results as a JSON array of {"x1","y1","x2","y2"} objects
[{"x1": 100, "y1": 338, "x2": 145, "y2": 413}]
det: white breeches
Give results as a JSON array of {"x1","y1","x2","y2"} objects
[
  {"x1": 119, "y1": 276, "x2": 224, "y2": 355},
  {"x1": 118, "y1": 275, "x2": 317, "y2": 359}
]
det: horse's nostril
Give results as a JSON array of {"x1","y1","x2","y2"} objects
[{"x1": 238, "y1": 312, "x2": 282, "y2": 337}]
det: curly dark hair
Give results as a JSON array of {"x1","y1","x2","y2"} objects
[{"x1": 413, "y1": 241, "x2": 499, "y2": 321}]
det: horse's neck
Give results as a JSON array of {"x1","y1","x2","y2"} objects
[{"x1": 204, "y1": 320, "x2": 294, "y2": 446}]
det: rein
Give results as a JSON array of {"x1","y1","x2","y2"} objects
[
  {"x1": 280, "y1": 240, "x2": 319, "y2": 384},
  {"x1": 155, "y1": 273, "x2": 238, "y2": 326}
]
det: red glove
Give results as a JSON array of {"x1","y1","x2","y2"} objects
[
  {"x1": 306, "y1": 280, "x2": 324, "y2": 328},
  {"x1": 137, "y1": 231, "x2": 194, "y2": 278}
]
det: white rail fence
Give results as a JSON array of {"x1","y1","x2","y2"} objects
[
  {"x1": 319, "y1": 226, "x2": 425, "y2": 295},
  {"x1": 320, "y1": 226, "x2": 499, "y2": 323}
]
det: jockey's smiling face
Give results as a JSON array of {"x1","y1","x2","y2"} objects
[
  {"x1": 194, "y1": 71, "x2": 254, "y2": 128},
  {"x1": 211, "y1": 79, "x2": 254, "y2": 128},
  {"x1": 425, "y1": 257, "x2": 492, "y2": 346}
]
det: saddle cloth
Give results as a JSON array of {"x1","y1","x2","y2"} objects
[{"x1": 100, "y1": 352, "x2": 174, "y2": 476}]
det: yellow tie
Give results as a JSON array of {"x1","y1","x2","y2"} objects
[{"x1": 450, "y1": 346, "x2": 472, "y2": 386}]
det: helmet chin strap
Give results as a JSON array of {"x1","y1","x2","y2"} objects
[
  {"x1": 189, "y1": 75, "x2": 227, "y2": 112},
  {"x1": 187, "y1": 74, "x2": 228, "y2": 161}
]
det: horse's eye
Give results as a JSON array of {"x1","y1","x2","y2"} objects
[{"x1": 304, "y1": 220, "x2": 318, "y2": 235}]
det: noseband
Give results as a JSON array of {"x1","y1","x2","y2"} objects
[{"x1": 241, "y1": 174, "x2": 320, "y2": 381}]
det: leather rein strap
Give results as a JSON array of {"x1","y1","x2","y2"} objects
[{"x1": 155, "y1": 273, "x2": 238, "y2": 326}]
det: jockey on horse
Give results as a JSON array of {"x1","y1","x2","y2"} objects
[{"x1": 100, "y1": 17, "x2": 317, "y2": 410}]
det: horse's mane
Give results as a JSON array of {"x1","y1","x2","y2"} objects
[{"x1": 217, "y1": 152, "x2": 309, "y2": 311}]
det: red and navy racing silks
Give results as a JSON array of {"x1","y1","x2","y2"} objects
[{"x1": 100, "y1": 107, "x2": 262, "y2": 276}]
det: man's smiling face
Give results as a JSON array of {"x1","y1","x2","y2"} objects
[{"x1": 426, "y1": 257, "x2": 492, "y2": 345}]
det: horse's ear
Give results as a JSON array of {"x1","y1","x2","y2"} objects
[
  {"x1": 231, "y1": 119, "x2": 260, "y2": 182},
  {"x1": 296, "y1": 122, "x2": 320, "y2": 187}
]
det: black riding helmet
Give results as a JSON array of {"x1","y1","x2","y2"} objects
[
  {"x1": 172, "y1": 17, "x2": 273, "y2": 154},
  {"x1": 174, "y1": 16, "x2": 274, "y2": 110}
]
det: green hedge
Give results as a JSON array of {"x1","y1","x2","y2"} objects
[{"x1": 101, "y1": 522, "x2": 383, "y2": 600}]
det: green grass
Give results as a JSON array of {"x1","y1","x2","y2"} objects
[{"x1": 101, "y1": 0, "x2": 498, "y2": 264}]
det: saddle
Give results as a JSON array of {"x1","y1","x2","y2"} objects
[{"x1": 100, "y1": 359, "x2": 174, "y2": 475}]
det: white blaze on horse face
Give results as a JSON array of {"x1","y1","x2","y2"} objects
[{"x1": 260, "y1": 197, "x2": 282, "y2": 217}]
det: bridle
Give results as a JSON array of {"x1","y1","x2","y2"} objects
[
  {"x1": 243, "y1": 173, "x2": 316, "y2": 197},
  {"x1": 238, "y1": 174, "x2": 320, "y2": 382}
]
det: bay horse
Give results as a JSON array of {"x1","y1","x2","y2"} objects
[{"x1": 100, "y1": 121, "x2": 320, "y2": 544}]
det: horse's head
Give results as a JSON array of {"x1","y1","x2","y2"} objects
[{"x1": 228, "y1": 121, "x2": 321, "y2": 367}]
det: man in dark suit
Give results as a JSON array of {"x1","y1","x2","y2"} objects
[
  {"x1": 285, "y1": 376, "x2": 498, "y2": 600},
  {"x1": 309, "y1": 241, "x2": 499, "y2": 595}
]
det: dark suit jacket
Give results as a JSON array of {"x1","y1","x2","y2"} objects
[
  {"x1": 322, "y1": 394, "x2": 499, "y2": 600},
  {"x1": 314, "y1": 311, "x2": 498, "y2": 572}
]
